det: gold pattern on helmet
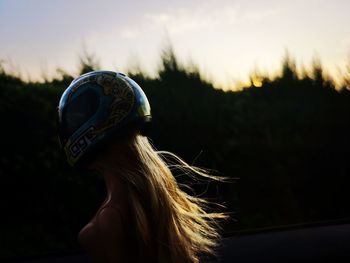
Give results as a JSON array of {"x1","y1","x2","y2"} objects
[{"x1": 91, "y1": 73, "x2": 135, "y2": 136}]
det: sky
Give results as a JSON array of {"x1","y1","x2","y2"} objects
[{"x1": 0, "y1": 0, "x2": 349, "y2": 90}]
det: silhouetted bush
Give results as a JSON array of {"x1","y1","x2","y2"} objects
[{"x1": 1, "y1": 49, "x2": 350, "y2": 259}]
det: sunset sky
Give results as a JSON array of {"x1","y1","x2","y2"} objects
[{"x1": 0, "y1": 0, "x2": 349, "y2": 90}]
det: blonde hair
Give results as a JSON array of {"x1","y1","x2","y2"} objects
[{"x1": 95, "y1": 132, "x2": 228, "y2": 263}]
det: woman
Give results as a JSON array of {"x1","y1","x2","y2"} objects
[{"x1": 57, "y1": 70, "x2": 227, "y2": 263}]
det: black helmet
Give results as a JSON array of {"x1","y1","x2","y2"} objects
[{"x1": 57, "y1": 70, "x2": 151, "y2": 167}]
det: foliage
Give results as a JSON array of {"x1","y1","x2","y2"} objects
[{"x1": 1, "y1": 50, "x2": 350, "y2": 259}]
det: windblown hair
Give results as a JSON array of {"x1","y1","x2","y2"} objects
[{"x1": 95, "y1": 132, "x2": 228, "y2": 263}]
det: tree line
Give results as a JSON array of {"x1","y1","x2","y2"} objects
[{"x1": 0, "y1": 48, "x2": 350, "y2": 259}]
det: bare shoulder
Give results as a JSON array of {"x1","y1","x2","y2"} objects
[
  {"x1": 96, "y1": 205, "x2": 124, "y2": 234},
  {"x1": 95, "y1": 205, "x2": 127, "y2": 262}
]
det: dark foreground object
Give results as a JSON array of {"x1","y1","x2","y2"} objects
[
  {"x1": 10, "y1": 221, "x2": 350, "y2": 263},
  {"x1": 216, "y1": 221, "x2": 350, "y2": 263}
]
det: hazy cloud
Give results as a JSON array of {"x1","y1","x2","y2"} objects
[{"x1": 120, "y1": 3, "x2": 280, "y2": 38}]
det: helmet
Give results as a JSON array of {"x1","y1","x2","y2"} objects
[{"x1": 57, "y1": 70, "x2": 151, "y2": 167}]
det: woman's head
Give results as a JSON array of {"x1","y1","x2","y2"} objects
[{"x1": 57, "y1": 70, "x2": 151, "y2": 167}]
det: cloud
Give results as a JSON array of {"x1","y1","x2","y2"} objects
[
  {"x1": 119, "y1": 3, "x2": 280, "y2": 39},
  {"x1": 241, "y1": 8, "x2": 280, "y2": 24},
  {"x1": 144, "y1": 5, "x2": 238, "y2": 33},
  {"x1": 120, "y1": 28, "x2": 139, "y2": 39}
]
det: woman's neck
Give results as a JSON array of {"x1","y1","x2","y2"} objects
[{"x1": 102, "y1": 168, "x2": 126, "y2": 205}]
